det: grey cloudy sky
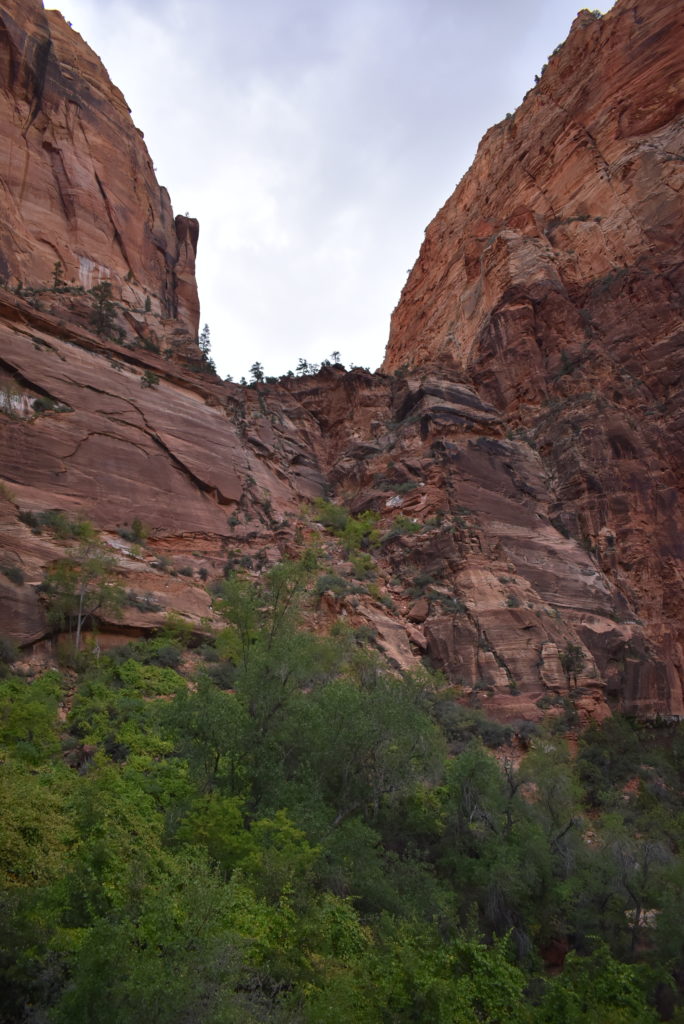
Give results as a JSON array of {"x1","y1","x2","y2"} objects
[{"x1": 51, "y1": 0, "x2": 612, "y2": 381}]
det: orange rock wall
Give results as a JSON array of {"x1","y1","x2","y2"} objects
[{"x1": 0, "y1": 0, "x2": 199, "y2": 335}]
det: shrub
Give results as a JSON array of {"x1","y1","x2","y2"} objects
[
  {"x1": 89, "y1": 281, "x2": 117, "y2": 336},
  {"x1": 313, "y1": 499, "x2": 350, "y2": 533},
  {"x1": 147, "y1": 643, "x2": 182, "y2": 668},
  {"x1": 314, "y1": 573, "x2": 350, "y2": 598},
  {"x1": 118, "y1": 518, "x2": 149, "y2": 544},
  {"x1": 350, "y1": 553, "x2": 376, "y2": 580},
  {"x1": 408, "y1": 571, "x2": 438, "y2": 599},
  {"x1": 430, "y1": 699, "x2": 514, "y2": 749},
  {"x1": 141, "y1": 369, "x2": 160, "y2": 389},
  {"x1": 20, "y1": 509, "x2": 92, "y2": 540},
  {"x1": 437, "y1": 594, "x2": 466, "y2": 614},
  {"x1": 0, "y1": 564, "x2": 24, "y2": 586}
]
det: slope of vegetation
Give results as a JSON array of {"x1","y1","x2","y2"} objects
[{"x1": 1, "y1": 558, "x2": 683, "y2": 1022}]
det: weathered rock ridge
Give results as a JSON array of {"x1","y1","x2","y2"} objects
[{"x1": 1, "y1": 0, "x2": 682, "y2": 722}]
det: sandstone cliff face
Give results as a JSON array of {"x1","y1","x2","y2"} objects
[
  {"x1": 1, "y1": 0, "x2": 682, "y2": 722},
  {"x1": 383, "y1": 0, "x2": 684, "y2": 716},
  {"x1": 0, "y1": 0, "x2": 199, "y2": 336}
]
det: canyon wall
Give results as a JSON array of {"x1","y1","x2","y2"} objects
[
  {"x1": 382, "y1": 0, "x2": 684, "y2": 716},
  {"x1": 1, "y1": 0, "x2": 682, "y2": 721}
]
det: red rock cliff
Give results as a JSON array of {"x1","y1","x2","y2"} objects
[
  {"x1": 384, "y1": 0, "x2": 683, "y2": 375},
  {"x1": 383, "y1": 0, "x2": 684, "y2": 716},
  {"x1": 0, "y1": 0, "x2": 199, "y2": 335}
]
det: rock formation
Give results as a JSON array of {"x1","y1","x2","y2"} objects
[
  {"x1": 383, "y1": 0, "x2": 684, "y2": 717},
  {"x1": 0, "y1": 0, "x2": 682, "y2": 722},
  {"x1": 0, "y1": 0, "x2": 199, "y2": 335}
]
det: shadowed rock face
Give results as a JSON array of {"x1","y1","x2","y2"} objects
[{"x1": 0, "y1": 0, "x2": 682, "y2": 720}]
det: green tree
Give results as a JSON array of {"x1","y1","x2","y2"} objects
[
  {"x1": 537, "y1": 939, "x2": 657, "y2": 1023},
  {"x1": 52, "y1": 259, "x2": 66, "y2": 289},
  {"x1": 42, "y1": 534, "x2": 123, "y2": 651},
  {"x1": 89, "y1": 281, "x2": 117, "y2": 336},
  {"x1": 560, "y1": 642, "x2": 585, "y2": 685},
  {"x1": 0, "y1": 669, "x2": 62, "y2": 764},
  {"x1": 54, "y1": 849, "x2": 249, "y2": 1024},
  {"x1": 199, "y1": 323, "x2": 211, "y2": 357},
  {"x1": 167, "y1": 681, "x2": 248, "y2": 794}
]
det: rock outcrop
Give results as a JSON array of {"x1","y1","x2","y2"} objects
[{"x1": 1, "y1": 0, "x2": 682, "y2": 722}]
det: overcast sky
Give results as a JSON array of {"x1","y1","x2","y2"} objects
[{"x1": 51, "y1": 0, "x2": 612, "y2": 381}]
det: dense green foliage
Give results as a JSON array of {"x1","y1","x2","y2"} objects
[{"x1": 2, "y1": 560, "x2": 683, "y2": 1021}]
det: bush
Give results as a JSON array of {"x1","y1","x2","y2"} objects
[
  {"x1": 147, "y1": 643, "x2": 182, "y2": 668},
  {"x1": 314, "y1": 573, "x2": 351, "y2": 598},
  {"x1": 118, "y1": 518, "x2": 149, "y2": 544},
  {"x1": 313, "y1": 499, "x2": 380, "y2": 553},
  {"x1": 313, "y1": 499, "x2": 350, "y2": 533},
  {"x1": 19, "y1": 509, "x2": 92, "y2": 540},
  {"x1": 430, "y1": 699, "x2": 514, "y2": 748},
  {"x1": 350, "y1": 553, "x2": 376, "y2": 580},
  {"x1": 140, "y1": 369, "x2": 160, "y2": 389},
  {"x1": 408, "y1": 571, "x2": 438, "y2": 599},
  {"x1": 560, "y1": 641, "x2": 585, "y2": 682},
  {"x1": 381, "y1": 515, "x2": 423, "y2": 544},
  {"x1": 578, "y1": 715, "x2": 642, "y2": 804},
  {"x1": 0, "y1": 564, "x2": 24, "y2": 586}
]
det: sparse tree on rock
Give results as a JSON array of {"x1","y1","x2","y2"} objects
[
  {"x1": 89, "y1": 281, "x2": 117, "y2": 337},
  {"x1": 41, "y1": 532, "x2": 123, "y2": 651}
]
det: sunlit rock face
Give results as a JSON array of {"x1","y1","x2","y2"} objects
[
  {"x1": 0, "y1": 0, "x2": 682, "y2": 720},
  {"x1": 382, "y1": 0, "x2": 684, "y2": 716},
  {"x1": 0, "y1": 0, "x2": 199, "y2": 336}
]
